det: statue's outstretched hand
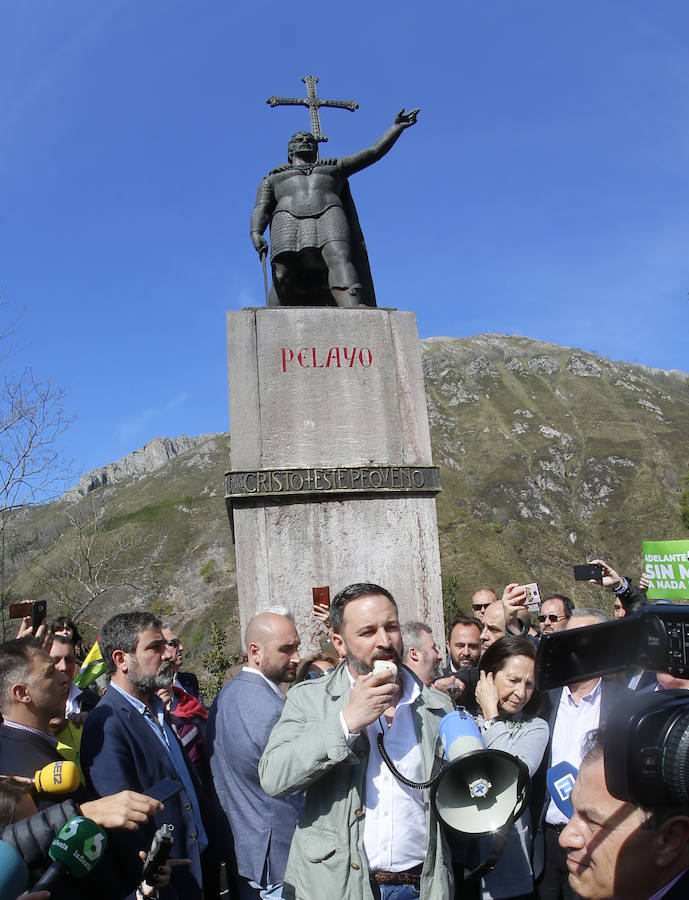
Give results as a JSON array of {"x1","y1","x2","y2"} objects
[{"x1": 395, "y1": 107, "x2": 420, "y2": 128}]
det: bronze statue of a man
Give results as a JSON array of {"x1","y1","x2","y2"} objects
[{"x1": 250, "y1": 109, "x2": 419, "y2": 308}]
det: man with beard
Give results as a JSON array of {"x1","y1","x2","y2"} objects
[
  {"x1": 401, "y1": 621, "x2": 443, "y2": 687},
  {"x1": 445, "y1": 615, "x2": 482, "y2": 672},
  {"x1": 81, "y1": 612, "x2": 208, "y2": 900},
  {"x1": 259, "y1": 583, "x2": 454, "y2": 900},
  {"x1": 208, "y1": 609, "x2": 301, "y2": 900}
]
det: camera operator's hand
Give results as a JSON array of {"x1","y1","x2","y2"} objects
[
  {"x1": 502, "y1": 582, "x2": 527, "y2": 634},
  {"x1": 79, "y1": 791, "x2": 163, "y2": 830},
  {"x1": 589, "y1": 558, "x2": 623, "y2": 590},
  {"x1": 342, "y1": 670, "x2": 401, "y2": 733}
]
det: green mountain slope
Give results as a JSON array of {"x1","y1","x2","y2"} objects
[
  {"x1": 423, "y1": 334, "x2": 688, "y2": 612},
  {"x1": 4, "y1": 335, "x2": 688, "y2": 672}
]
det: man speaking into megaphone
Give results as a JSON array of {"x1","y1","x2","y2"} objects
[{"x1": 260, "y1": 582, "x2": 456, "y2": 900}]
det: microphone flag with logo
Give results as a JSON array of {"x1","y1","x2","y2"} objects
[
  {"x1": 31, "y1": 816, "x2": 108, "y2": 891},
  {"x1": 546, "y1": 761, "x2": 578, "y2": 819}
]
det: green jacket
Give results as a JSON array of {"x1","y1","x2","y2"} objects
[{"x1": 259, "y1": 663, "x2": 454, "y2": 900}]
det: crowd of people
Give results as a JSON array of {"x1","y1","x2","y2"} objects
[{"x1": 0, "y1": 557, "x2": 687, "y2": 900}]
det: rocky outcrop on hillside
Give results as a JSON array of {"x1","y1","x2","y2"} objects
[
  {"x1": 64, "y1": 434, "x2": 214, "y2": 499},
  {"x1": 422, "y1": 334, "x2": 689, "y2": 594}
]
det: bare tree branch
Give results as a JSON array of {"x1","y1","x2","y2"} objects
[
  {"x1": 29, "y1": 493, "x2": 145, "y2": 622},
  {"x1": 0, "y1": 299, "x2": 73, "y2": 636}
]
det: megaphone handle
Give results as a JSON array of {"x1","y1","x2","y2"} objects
[
  {"x1": 462, "y1": 767, "x2": 530, "y2": 880},
  {"x1": 376, "y1": 734, "x2": 446, "y2": 790},
  {"x1": 463, "y1": 817, "x2": 514, "y2": 881}
]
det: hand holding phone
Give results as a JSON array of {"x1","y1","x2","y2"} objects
[
  {"x1": 573, "y1": 564, "x2": 603, "y2": 582},
  {"x1": 312, "y1": 587, "x2": 331, "y2": 626}
]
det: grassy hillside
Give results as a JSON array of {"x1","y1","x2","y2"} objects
[
  {"x1": 424, "y1": 335, "x2": 688, "y2": 615},
  {"x1": 4, "y1": 335, "x2": 688, "y2": 679}
]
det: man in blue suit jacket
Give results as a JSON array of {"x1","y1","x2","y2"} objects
[
  {"x1": 81, "y1": 612, "x2": 209, "y2": 900},
  {"x1": 208, "y1": 609, "x2": 301, "y2": 900}
]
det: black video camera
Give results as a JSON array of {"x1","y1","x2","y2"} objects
[{"x1": 535, "y1": 604, "x2": 689, "y2": 808}]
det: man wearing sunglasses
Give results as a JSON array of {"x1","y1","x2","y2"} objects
[
  {"x1": 470, "y1": 585, "x2": 496, "y2": 622},
  {"x1": 163, "y1": 625, "x2": 201, "y2": 698},
  {"x1": 537, "y1": 595, "x2": 573, "y2": 635}
]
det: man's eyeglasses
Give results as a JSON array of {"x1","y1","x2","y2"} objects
[
  {"x1": 165, "y1": 639, "x2": 182, "y2": 648},
  {"x1": 537, "y1": 614, "x2": 566, "y2": 624},
  {"x1": 472, "y1": 603, "x2": 492, "y2": 612}
]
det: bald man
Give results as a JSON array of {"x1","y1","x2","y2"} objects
[
  {"x1": 208, "y1": 609, "x2": 301, "y2": 900},
  {"x1": 480, "y1": 600, "x2": 507, "y2": 653}
]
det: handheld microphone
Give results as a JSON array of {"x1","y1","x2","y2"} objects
[
  {"x1": 31, "y1": 816, "x2": 108, "y2": 891},
  {"x1": 0, "y1": 759, "x2": 81, "y2": 795},
  {"x1": 35, "y1": 759, "x2": 81, "y2": 793},
  {"x1": 0, "y1": 839, "x2": 28, "y2": 898}
]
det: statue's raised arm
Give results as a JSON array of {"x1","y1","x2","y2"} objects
[{"x1": 338, "y1": 108, "x2": 420, "y2": 176}]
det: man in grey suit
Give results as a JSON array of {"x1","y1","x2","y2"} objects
[{"x1": 208, "y1": 608, "x2": 301, "y2": 900}]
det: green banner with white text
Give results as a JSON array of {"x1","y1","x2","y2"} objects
[{"x1": 642, "y1": 540, "x2": 689, "y2": 601}]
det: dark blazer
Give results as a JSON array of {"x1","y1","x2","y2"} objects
[
  {"x1": 177, "y1": 670, "x2": 201, "y2": 699},
  {"x1": 207, "y1": 669, "x2": 300, "y2": 886},
  {"x1": 0, "y1": 722, "x2": 60, "y2": 777},
  {"x1": 531, "y1": 678, "x2": 632, "y2": 876},
  {"x1": 81, "y1": 684, "x2": 205, "y2": 900}
]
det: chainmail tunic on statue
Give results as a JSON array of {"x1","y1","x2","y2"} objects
[{"x1": 269, "y1": 205, "x2": 351, "y2": 259}]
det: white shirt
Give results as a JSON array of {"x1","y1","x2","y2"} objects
[
  {"x1": 546, "y1": 678, "x2": 602, "y2": 825},
  {"x1": 241, "y1": 665, "x2": 284, "y2": 699},
  {"x1": 341, "y1": 667, "x2": 427, "y2": 872}
]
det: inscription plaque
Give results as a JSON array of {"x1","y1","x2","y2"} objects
[{"x1": 225, "y1": 464, "x2": 440, "y2": 500}]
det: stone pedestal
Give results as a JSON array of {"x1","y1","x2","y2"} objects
[{"x1": 226, "y1": 307, "x2": 444, "y2": 651}]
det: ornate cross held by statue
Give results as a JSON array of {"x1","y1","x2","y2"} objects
[{"x1": 266, "y1": 74, "x2": 359, "y2": 144}]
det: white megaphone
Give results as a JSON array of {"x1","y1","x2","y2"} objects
[{"x1": 431, "y1": 710, "x2": 530, "y2": 836}]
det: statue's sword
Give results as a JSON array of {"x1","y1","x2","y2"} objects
[{"x1": 260, "y1": 250, "x2": 269, "y2": 303}]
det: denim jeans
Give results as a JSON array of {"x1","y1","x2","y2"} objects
[{"x1": 373, "y1": 883, "x2": 421, "y2": 900}]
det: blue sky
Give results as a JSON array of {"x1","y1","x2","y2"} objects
[{"x1": 1, "y1": 1, "x2": 688, "y2": 483}]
